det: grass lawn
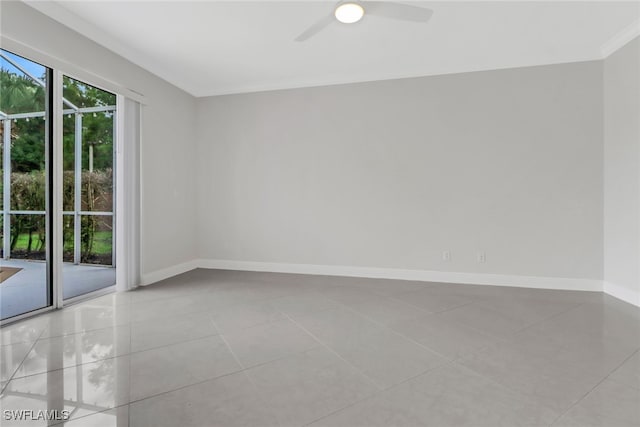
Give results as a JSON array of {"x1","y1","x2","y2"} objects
[{"x1": 12, "y1": 230, "x2": 112, "y2": 255}]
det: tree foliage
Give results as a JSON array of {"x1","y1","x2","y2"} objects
[
  {"x1": 0, "y1": 70, "x2": 47, "y2": 172},
  {"x1": 1, "y1": 69, "x2": 116, "y2": 172},
  {"x1": 62, "y1": 75, "x2": 116, "y2": 171}
]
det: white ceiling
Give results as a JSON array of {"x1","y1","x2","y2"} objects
[{"x1": 26, "y1": 1, "x2": 640, "y2": 97}]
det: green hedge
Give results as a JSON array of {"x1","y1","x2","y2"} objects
[{"x1": 1, "y1": 169, "x2": 113, "y2": 264}]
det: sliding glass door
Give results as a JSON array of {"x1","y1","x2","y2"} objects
[
  {"x1": 0, "y1": 50, "x2": 118, "y2": 322},
  {"x1": 0, "y1": 50, "x2": 53, "y2": 320},
  {"x1": 61, "y1": 76, "x2": 116, "y2": 300}
]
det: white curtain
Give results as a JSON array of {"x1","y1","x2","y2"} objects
[{"x1": 115, "y1": 98, "x2": 141, "y2": 291}]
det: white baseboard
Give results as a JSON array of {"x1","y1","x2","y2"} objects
[
  {"x1": 196, "y1": 259, "x2": 602, "y2": 292},
  {"x1": 603, "y1": 281, "x2": 640, "y2": 307},
  {"x1": 140, "y1": 259, "x2": 640, "y2": 307},
  {"x1": 140, "y1": 259, "x2": 200, "y2": 286}
]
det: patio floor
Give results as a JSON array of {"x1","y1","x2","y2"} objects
[{"x1": 0, "y1": 259, "x2": 116, "y2": 320}]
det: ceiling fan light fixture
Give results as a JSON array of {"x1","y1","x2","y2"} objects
[{"x1": 334, "y1": 2, "x2": 364, "y2": 24}]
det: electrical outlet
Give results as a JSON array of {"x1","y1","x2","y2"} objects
[
  {"x1": 442, "y1": 251, "x2": 451, "y2": 262},
  {"x1": 477, "y1": 252, "x2": 486, "y2": 263}
]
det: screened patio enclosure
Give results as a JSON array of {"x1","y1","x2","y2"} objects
[{"x1": 0, "y1": 49, "x2": 117, "y2": 320}]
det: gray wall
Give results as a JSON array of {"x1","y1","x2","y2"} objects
[
  {"x1": 1, "y1": 1, "x2": 198, "y2": 280},
  {"x1": 4, "y1": 0, "x2": 619, "y2": 287},
  {"x1": 604, "y1": 37, "x2": 640, "y2": 301},
  {"x1": 196, "y1": 61, "x2": 604, "y2": 280}
]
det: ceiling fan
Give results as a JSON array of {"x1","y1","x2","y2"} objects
[{"x1": 295, "y1": 1, "x2": 434, "y2": 42}]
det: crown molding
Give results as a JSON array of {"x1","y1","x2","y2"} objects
[
  {"x1": 20, "y1": 0, "x2": 193, "y2": 97},
  {"x1": 601, "y1": 19, "x2": 640, "y2": 59}
]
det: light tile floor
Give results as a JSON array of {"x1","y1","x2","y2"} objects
[{"x1": 0, "y1": 268, "x2": 639, "y2": 426}]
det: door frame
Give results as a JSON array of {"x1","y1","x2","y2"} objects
[{"x1": 0, "y1": 60, "x2": 124, "y2": 326}]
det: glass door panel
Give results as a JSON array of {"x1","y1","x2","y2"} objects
[
  {"x1": 0, "y1": 50, "x2": 52, "y2": 320},
  {"x1": 62, "y1": 76, "x2": 116, "y2": 300}
]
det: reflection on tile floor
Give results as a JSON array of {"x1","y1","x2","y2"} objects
[{"x1": 0, "y1": 269, "x2": 639, "y2": 426}]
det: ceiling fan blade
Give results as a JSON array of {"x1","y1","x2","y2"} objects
[
  {"x1": 363, "y1": 1, "x2": 433, "y2": 23},
  {"x1": 295, "y1": 14, "x2": 335, "y2": 41}
]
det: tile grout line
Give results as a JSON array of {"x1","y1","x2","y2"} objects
[
  {"x1": 2, "y1": 325, "x2": 47, "y2": 393},
  {"x1": 497, "y1": 299, "x2": 592, "y2": 339},
  {"x1": 338, "y1": 293, "x2": 598, "y2": 423},
  {"x1": 5, "y1": 293, "x2": 330, "y2": 384},
  {"x1": 9, "y1": 293, "x2": 305, "y2": 383},
  {"x1": 49, "y1": 369, "x2": 259, "y2": 426},
  {"x1": 47, "y1": 348, "x2": 309, "y2": 426},
  {"x1": 547, "y1": 347, "x2": 640, "y2": 426},
  {"x1": 446, "y1": 300, "x2": 609, "y2": 423},
  {"x1": 318, "y1": 286, "x2": 487, "y2": 363},
  {"x1": 129, "y1": 325, "x2": 221, "y2": 354},
  {"x1": 305, "y1": 284, "x2": 553, "y2": 426},
  {"x1": 280, "y1": 311, "x2": 401, "y2": 426},
  {"x1": 452, "y1": 297, "x2": 593, "y2": 354},
  {"x1": 45, "y1": 312, "x2": 132, "y2": 427},
  {"x1": 280, "y1": 311, "x2": 383, "y2": 391},
  {"x1": 299, "y1": 292, "x2": 575, "y2": 427},
  {"x1": 38, "y1": 311, "x2": 132, "y2": 340},
  {"x1": 438, "y1": 298, "x2": 589, "y2": 347},
  {"x1": 269, "y1": 298, "x2": 407, "y2": 393},
  {"x1": 298, "y1": 290, "x2": 510, "y2": 379},
  {"x1": 6, "y1": 329, "x2": 222, "y2": 383},
  {"x1": 210, "y1": 313, "x2": 285, "y2": 427},
  {"x1": 326, "y1": 300, "x2": 550, "y2": 409},
  {"x1": 603, "y1": 347, "x2": 640, "y2": 392},
  {"x1": 301, "y1": 359, "x2": 463, "y2": 427},
  {"x1": 385, "y1": 293, "x2": 474, "y2": 316},
  {"x1": 127, "y1": 287, "x2": 280, "y2": 327},
  {"x1": 335, "y1": 300, "x2": 466, "y2": 363},
  {"x1": 274, "y1": 304, "x2": 478, "y2": 425}
]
